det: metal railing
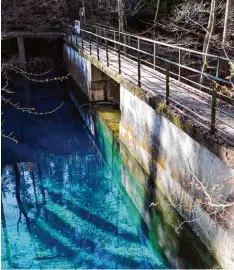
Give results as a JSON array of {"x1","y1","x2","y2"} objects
[{"x1": 64, "y1": 24, "x2": 234, "y2": 142}]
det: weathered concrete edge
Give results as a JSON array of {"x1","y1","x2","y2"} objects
[
  {"x1": 83, "y1": 102, "x2": 221, "y2": 267},
  {"x1": 65, "y1": 42, "x2": 234, "y2": 169}
]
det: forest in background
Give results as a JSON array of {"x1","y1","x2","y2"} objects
[
  {"x1": 1, "y1": 0, "x2": 234, "y2": 98},
  {"x1": 2, "y1": 0, "x2": 234, "y2": 57}
]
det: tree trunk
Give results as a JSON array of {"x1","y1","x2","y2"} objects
[
  {"x1": 118, "y1": 0, "x2": 124, "y2": 32},
  {"x1": 221, "y1": 0, "x2": 234, "y2": 77},
  {"x1": 89, "y1": 0, "x2": 93, "y2": 19},
  {"x1": 222, "y1": 0, "x2": 234, "y2": 54},
  {"x1": 153, "y1": 0, "x2": 160, "y2": 39},
  {"x1": 200, "y1": 0, "x2": 216, "y2": 85}
]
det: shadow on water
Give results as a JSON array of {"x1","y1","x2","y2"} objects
[
  {"x1": 3, "y1": 163, "x2": 160, "y2": 269},
  {"x1": 13, "y1": 163, "x2": 31, "y2": 233},
  {"x1": 1, "y1": 75, "x2": 218, "y2": 269},
  {"x1": 1, "y1": 79, "x2": 169, "y2": 268},
  {"x1": 46, "y1": 190, "x2": 140, "y2": 244},
  {"x1": 1, "y1": 197, "x2": 13, "y2": 268},
  {"x1": 31, "y1": 218, "x2": 146, "y2": 269}
]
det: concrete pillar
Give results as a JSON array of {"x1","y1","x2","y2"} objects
[
  {"x1": 17, "y1": 36, "x2": 31, "y2": 106},
  {"x1": 107, "y1": 79, "x2": 120, "y2": 105},
  {"x1": 90, "y1": 65, "x2": 108, "y2": 101},
  {"x1": 17, "y1": 37, "x2": 26, "y2": 69},
  {"x1": 90, "y1": 65, "x2": 120, "y2": 103}
]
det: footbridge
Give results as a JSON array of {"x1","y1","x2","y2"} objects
[{"x1": 64, "y1": 24, "x2": 234, "y2": 145}]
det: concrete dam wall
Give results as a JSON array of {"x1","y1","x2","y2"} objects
[{"x1": 63, "y1": 44, "x2": 234, "y2": 269}]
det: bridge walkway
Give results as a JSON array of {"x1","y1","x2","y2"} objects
[{"x1": 65, "y1": 31, "x2": 234, "y2": 144}]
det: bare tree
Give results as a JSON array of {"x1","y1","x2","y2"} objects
[
  {"x1": 118, "y1": 0, "x2": 124, "y2": 32},
  {"x1": 222, "y1": 0, "x2": 234, "y2": 54},
  {"x1": 200, "y1": 0, "x2": 216, "y2": 84},
  {"x1": 153, "y1": 0, "x2": 160, "y2": 39}
]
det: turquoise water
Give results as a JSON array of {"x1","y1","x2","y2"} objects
[{"x1": 1, "y1": 84, "x2": 170, "y2": 269}]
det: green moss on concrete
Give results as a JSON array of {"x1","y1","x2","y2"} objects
[{"x1": 96, "y1": 106, "x2": 121, "y2": 138}]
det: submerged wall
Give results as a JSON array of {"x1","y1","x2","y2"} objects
[
  {"x1": 64, "y1": 44, "x2": 234, "y2": 269},
  {"x1": 67, "y1": 81, "x2": 218, "y2": 269}
]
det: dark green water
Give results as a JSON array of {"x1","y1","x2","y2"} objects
[{"x1": 1, "y1": 80, "x2": 170, "y2": 269}]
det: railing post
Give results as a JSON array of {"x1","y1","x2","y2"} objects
[
  {"x1": 178, "y1": 49, "x2": 182, "y2": 81},
  {"x1": 106, "y1": 39, "x2": 109, "y2": 67},
  {"x1": 81, "y1": 31, "x2": 84, "y2": 50},
  {"x1": 138, "y1": 50, "x2": 141, "y2": 87},
  {"x1": 118, "y1": 43, "x2": 121, "y2": 74},
  {"x1": 153, "y1": 43, "x2": 156, "y2": 69},
  {"x1": 96, "y1": 26, "x2": 98, "y2": 43},
  {"x1": 124, "y1": 34, "x2": 126, "y2": 56},
  {"x1": 216, "y1": 57, "x2": 220, "y2": 78},
  {"x1": 166, "y1": 63, "x2": 170, "y2": 105},
  {"x1": 211, "y1": 87, "x2": 217, "y2": 133},
  {"x1": 97, "y1": 37, "x2": 100, "y2": 61},
  {"x1": 137, "y1": 38, "x2": 140, "y2": 50},
  {"x1": 114, "y1": 31, "x2": 116, "y2": 50},
  {"x1": 89, "y1": 34, "x2": 92, "y2": 55},
  {"x1": 98, "y1": 26, "x2": 101, "y2": 44}
]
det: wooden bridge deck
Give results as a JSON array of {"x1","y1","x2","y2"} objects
[{"x1": 67, "y1": 35, "x2": 234, "y2": 144}]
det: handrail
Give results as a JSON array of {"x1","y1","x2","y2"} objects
[
  {"x1": 65, "y1": 26, "x2": 234, "y2": 140},
  {"x1": 80, "y1": 28, "x2": 233, "y2": 88},
  {"x1": 87, "y1": 24, "x2": 234, "y2": 62}
]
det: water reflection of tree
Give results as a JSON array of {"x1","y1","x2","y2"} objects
[
  {"x1": 13, "y1": 163, "x2": 31, "y2": 232},
  {"x1": 1, "y1": 196, "x2": 13, "y2": 268}
]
